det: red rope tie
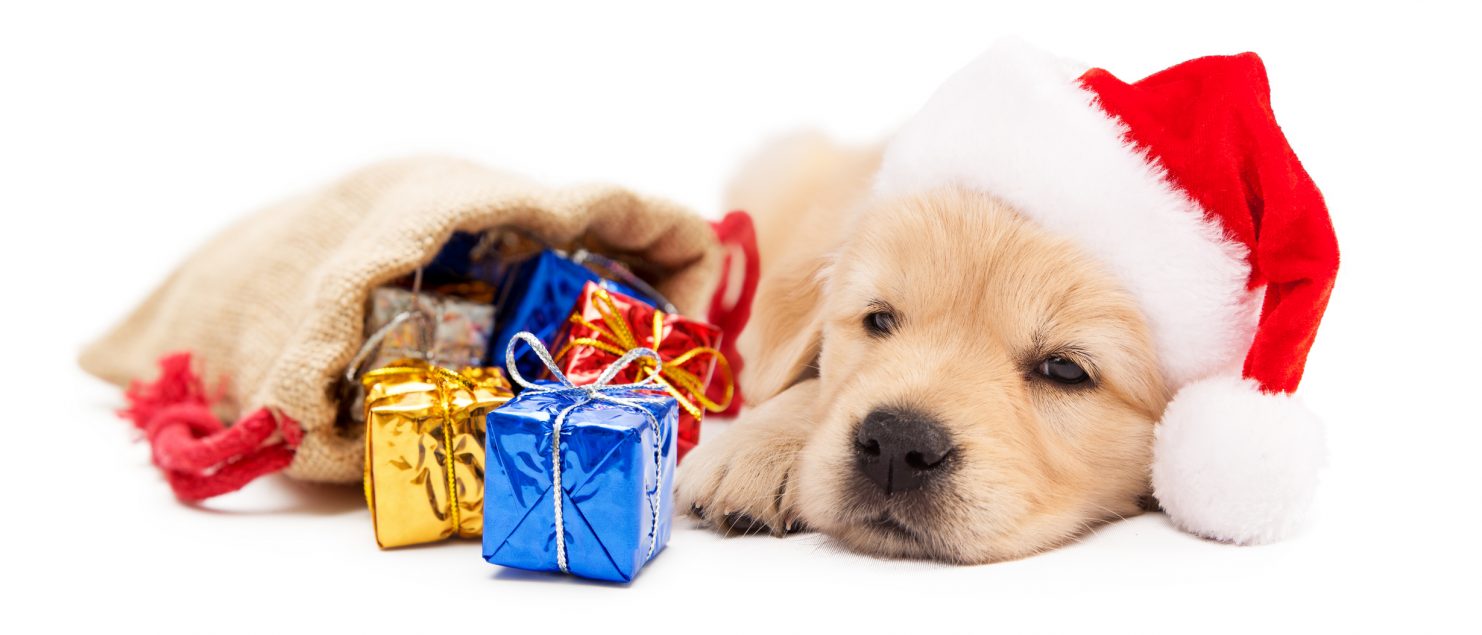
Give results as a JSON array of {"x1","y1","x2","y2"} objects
[
  {"x1": 706, "y1": 210, "x2": 760, "y2": 416},
  {"x1": 119, "y1": 352, "x2": 300, "y2": 501}
]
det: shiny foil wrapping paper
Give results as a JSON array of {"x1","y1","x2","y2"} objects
[
  {"x1": 550, "y1": 282, "x2": 730, "y2": 462},
  {"x1": 363, "y1": 361, "x2": 513, "y2": 549},
  {"x1": 490, "y1": 249, "x2": 651, "y2": 384},
  {"x1": 483, "y1": 387, "x2": 678, "y2": 582}
]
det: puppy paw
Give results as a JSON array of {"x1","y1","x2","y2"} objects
[
  {"x1": 677, "y1": 422, "x2": 808, "y2": 537},
  {"x1": 677, "y1": 381, "x2": 827, "y2": 537}
]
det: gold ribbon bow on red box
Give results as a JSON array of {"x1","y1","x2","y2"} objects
[{"x1": 550, "y1": 283, "x2": 733, "y2": 460}]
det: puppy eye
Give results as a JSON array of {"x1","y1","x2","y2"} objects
[
  {"x1": 1036, "y1": 356, "x2": 1089, "y2": 385},
  {"x1": 863, "y1": 307, "x2": 898, "y2": 337}
]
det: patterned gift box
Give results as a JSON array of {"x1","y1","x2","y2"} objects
[{"x1": 367, "y1": 286, "x2": 495, "y2": 371}]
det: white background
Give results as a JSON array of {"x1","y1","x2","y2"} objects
[{"x1": 3, "y1": 1, "x2": 1479, "y2": 632}]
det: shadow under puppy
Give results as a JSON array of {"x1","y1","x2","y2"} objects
[{"x1": 677, "y1": 40, "x2": 1338, "y2": 563}]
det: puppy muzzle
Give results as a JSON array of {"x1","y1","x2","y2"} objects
[{"x1": 852, "y1": 406, "x2": 957, "y2": 495}]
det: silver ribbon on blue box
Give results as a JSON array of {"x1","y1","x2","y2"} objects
[{"x1": 482, "y1": 333, "x2": 677, "y2": 582}]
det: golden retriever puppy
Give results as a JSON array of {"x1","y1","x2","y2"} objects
[
  {"x1": 680, "y1": 40, "x2": 1339, "y2": 558},
  {"x1": 676, "y1": 134, "x2": 1168, "y2": 563}
]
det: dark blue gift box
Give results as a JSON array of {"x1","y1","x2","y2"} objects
[
  {"x1": 490, "y1": 249, "x2": 653, "y2": 383},
  {"x1": 482, "y1": 383, "x2": 677, "y2": 582}
]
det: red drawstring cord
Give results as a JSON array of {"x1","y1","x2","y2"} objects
[
  {"x1": 706, "y1": 210, "x2": 760, "y2": 416},
  {"x1": 119, "y1": 353, "x2": 301, "y2": 501}
]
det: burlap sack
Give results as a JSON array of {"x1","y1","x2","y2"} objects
[{"x1": 80, "y1": 156, "x2": 722, "y2": 484}]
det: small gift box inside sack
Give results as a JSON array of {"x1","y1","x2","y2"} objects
[
  {"x1": 363, "y1": 360, "x2": 513, "y2": 548},
  {"x1": 491, "y1": 248, "x2": 665, "y2": 384},
  {"x1": 344, "y1": 285, "x2": 498, "y2": 425},
  {"x1": 483, "y1": 334, "x2": 676, "y2": 582},
  {"x1": 550, "y1": 281, "x2": 732, "y2": 462},
  {"x1": 367, "y1": 285, "x2": 496, "y2": 370}
]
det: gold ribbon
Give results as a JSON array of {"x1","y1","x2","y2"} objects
[
  {"x1": 551, "y1": 287, "x2": 733, "y2": 419},
  {"x1": 362, "y1": 360, "x2": 510, "y2": 537}
]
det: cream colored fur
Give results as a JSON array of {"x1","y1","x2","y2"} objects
[{"x1": 677, "y1": 134, "x2": 1170, "y2": 563}]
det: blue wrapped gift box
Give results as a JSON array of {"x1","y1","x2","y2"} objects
[
  {"x1": 490, "y1": 249, "x2": 653, "y2": 384},
  {"x1": 482, "y1": 384, "x2": 677, "y2": 582}
]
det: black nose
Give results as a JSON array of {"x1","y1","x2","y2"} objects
[{"x1": 853, "y1": 407, "x2": 955, "y2": 495}]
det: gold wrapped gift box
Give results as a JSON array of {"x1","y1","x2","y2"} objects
[{"x1": 362, "y1": 360, "x2": 513, "y2": 548}]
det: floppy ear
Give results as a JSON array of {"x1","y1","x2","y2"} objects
[{"x1": 736, "y1": 253, "x2": 830, "y2": 405}]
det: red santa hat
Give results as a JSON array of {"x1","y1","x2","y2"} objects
[{"x1": 875, "y1": 40, "x2": 1338, "y2": 544}]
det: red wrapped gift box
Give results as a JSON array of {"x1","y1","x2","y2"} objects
[{"x1": 550, "y1": 282, "x2": 732, "y2": 461}]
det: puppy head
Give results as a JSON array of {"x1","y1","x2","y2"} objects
[{"x1": 775, "y1": 188, "x2": 1168, "y2": 563}]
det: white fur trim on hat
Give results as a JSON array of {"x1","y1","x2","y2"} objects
[
  {"x1": 1151, "y1": 375, "x2": 1326, "y2": 544},
  {"x1": 874, "y1": 39, "x2": 1256, "y2": 387}
]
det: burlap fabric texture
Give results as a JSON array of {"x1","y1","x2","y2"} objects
[{"x1": 80, "y1": 156, "x2": 723, "y2": 483}]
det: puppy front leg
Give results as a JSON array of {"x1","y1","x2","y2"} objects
[{"x1": 676, "y1": 379, "x2": 821, "y2": 536}]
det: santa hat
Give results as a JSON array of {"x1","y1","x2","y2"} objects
[{"x1": 875, "y1": 40, "x2": 1338, "y2": 545}]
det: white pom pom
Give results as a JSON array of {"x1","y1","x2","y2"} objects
[{"x1": 1151, "y1": 375, "x2": 1326, "y2": 545}]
